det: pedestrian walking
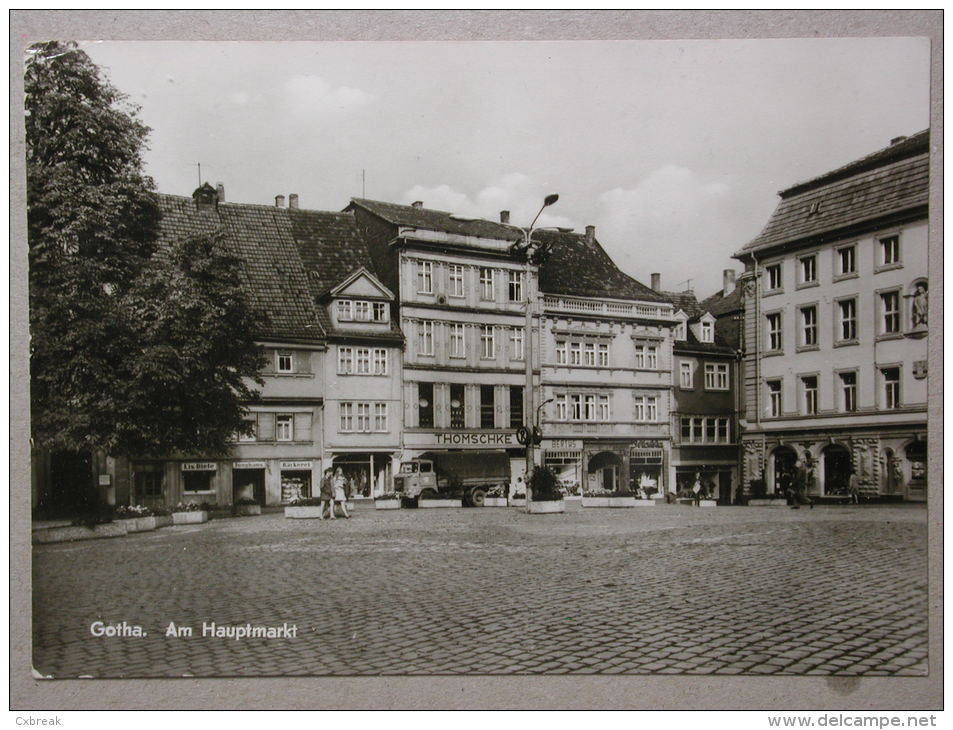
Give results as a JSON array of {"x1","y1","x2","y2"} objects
[
  {"x1": 791, "y1": 459, "x2": 814, "y2": 509},
  {"x1": 318, "y1": 468, "x2": 334, "y2": 520},
  {"x1": 847, "y1": 467, "x2": 861, "y2": 505},
  {"x1": 692, "y1": 473, "x2": 702, "y2": 507},
  {"x1": 333, "y1": 467, "x2": 351, "y2": 519}
]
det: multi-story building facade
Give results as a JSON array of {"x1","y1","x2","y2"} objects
[
  {"x1": 734, "y1": 131, "x2": 929, "y2": 501},
  {"x1": 292, "y1": 208, "x2": 404, "y2": 499},
  {"x1": 653, "y1": 273, "x2": 741, "y2": 504},
  {"x1": 534, "y1": 227, "x2": 675, "y2": 496},
  {"x1": 348, "y1": 199, "x2": 536, "y2": 487}
]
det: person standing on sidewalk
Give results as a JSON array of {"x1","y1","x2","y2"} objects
[
  {"x1": 332, "y1": 467, "x2": 351, "y2": 519},
  {"x1": 318, "y1": 468, "x2": 334, "y2": 520},
  {"x1": 692, "y1": 473, "x2": 703, "y2": 506},
  {"x1": 847, "y1": 466, "x2": 861, "y2": 505},
  {"x1": 791, "y1": 458, "x2": 814, "y2": 509}
]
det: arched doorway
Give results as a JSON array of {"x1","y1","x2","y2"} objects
[
  {"x1": 822, "y1": 444, "x2": 852, "y2": 497},
  {"x1": 882, "y1": 448, "x2": 898, "y2": 494},
  {"x1": 588, "y1": 451, "x2": 622, "y2": 492},
  {"x1": 771, "y1": 446, "x2": 797, "y2": 496},
  {"x1": 905, "y1": 440, "x2": 927, "y2": 499}
]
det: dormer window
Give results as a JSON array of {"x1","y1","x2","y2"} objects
[
  {"x1": 354, "y1": 300, "x2": 371, "y2": 321},
  {"x1": 673, "y1": 315, "x2": 687, "y2": 341},
  {"x1": 700, "y1": 320, "x2": 713, "y2": 343},
  {"x1": 337, "y1": 299, "x2": 388, "y2": 323},
  {"x1": 337, "y1": 300, "x2": 352, "y2": 321},
  {"x1": 373, "y1": 302, "x2": 388, "y2": 323}
]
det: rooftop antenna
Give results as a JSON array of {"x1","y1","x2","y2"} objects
[
  {"x1": 678, "y1": 278, "x2": 694, "y2": 292},
  {"x1": 362, "y1": 168, "x2": 366, "y2": 198}
]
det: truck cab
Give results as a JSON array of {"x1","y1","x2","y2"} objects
[{"x1": 393, "y1": 459, "x2": 437, "y2": 500}]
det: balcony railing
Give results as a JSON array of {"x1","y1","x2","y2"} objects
[{"x1": 543, "y1": 295, "x2": 672, "y2": 320}]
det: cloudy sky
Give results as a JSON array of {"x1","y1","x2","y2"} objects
[{"x1": 81, "y1": 39, "x2": 929, "y2": 297}]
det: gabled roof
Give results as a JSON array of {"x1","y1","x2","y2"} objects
[
  {"x1": 156, "y1": 194, "x2": 323, "y2": 343},
  {"x1": 700, "y1": 282, "x2": 743, "y2": 317},
  {"x1": 329, "y1": 266, "x2": 394, "y2": 300},
  {"x1": 348, "y1": 198, "x2": 523, "y2": 243},
  {"x1": 663, "y1": 290, "x2": 703, "y2": 319},
  {"x1": 736, "y1": 130, "x2": 929, "y2": 257},
  {"x1": 533, "y1": 228, "x2": 667, "y2": 303},
  {"x1": 290, "y1": 209, "x2": 372, "y2": 300}
]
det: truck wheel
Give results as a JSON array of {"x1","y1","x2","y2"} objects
[{"x1": 470, "y1": 488, "x2": 486, "y2": 507}]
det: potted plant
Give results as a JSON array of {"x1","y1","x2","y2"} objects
[
  {"x1": 232, "y1": 497, "x2": 261, "y2": 517},
  {"x1": 581, "y1": 489, "x2": 639, "y2": 508},
  {"x1": 113, "y1": 504, "x2": 159, "y2": 532},
  {"x1": 151, "y1": 505, "x2": 173, "y2": 528},
  {"x1": 172, "y1": 502, "x2": 210, "y2": 525},
  {"x1": 482, "y1": 485, "x2": 509, "y2": 508},
  {"x1": 284, "y1": 497, "x2": 326, "y2": 519},
  {"x1": 374, "y1": 493, "x2": 402, "y2": 510},
  {"x1": 526, "y1": 467, "x2": 565, "y2": 514}
]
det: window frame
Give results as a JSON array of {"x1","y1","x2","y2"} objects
[
  {"x1": 764, "y1": 262, "x2": 783, "y2": 293},
  {"x1": 416, "y1": 260, "x2": 434, "y2": 294},
  {"x1": 800, "y1": 374, "x2": 819, "y2": 416},
  {"x1": 765, "y1": 310, "x2": 783, "y2": 353},
  {"x1": 877, "y1": 288, "x2": 902, "y2": 337},
  {"x1": 704, "y1": 362, "x2": 729, "y2": 391},
  {"x1": 797, "y1": 252, "x2": 818, "y2": 288},
  {"x1": 837, "y1": 369, "x2": 858, "y2": 413},
  {"x1": 418, "y1": 320, "x2": 435, "y2": 356},
  {"x1": 479, "y1": 267, "x2": 496, "y2": 301},
  {"x1": 449, "y1": 323, "x2": 466, "y2": 359},
  {"x1": 699, "y1": 320, "x2": 713, "y2": 343},
  {"x1": 834, "y1": 243, "x2": 857, "y2": 280},
  {"x1": 766, "y1": 379, "x2": 782, "y2": 418},
  {"x1": 480, "y1": 325, "x2": 496, "y2": 360},
  {"x1": 509, "y1": 327, "x2": 524, "y2": 361},
  {"x1": 876, "y1": 234, "x2": 902, "y2": 271},
  {"x1": 679, "y1": 360, "x2": 694, "y2": 389},
  {"x1": 880, "y1": 365, "x2": 902, "y2": 410},
  {"x1": 798, "y1": 304, "x2": 819, "y2": 349},
  {"x1": 507, "y1": 270, "x2": 524, "y2": 302},
  {"x1": 276, "y1": 414, "x2": 294, "y2": 442},
  {"x1": 448, "y1": 264, "x2": 465, "y2": 298},
  {"x1": 276, "y1": 351, "x2": 294, "y2": 374},
  {"x1": 834, "y1": 296, "x2": 858, "y2": 345}
]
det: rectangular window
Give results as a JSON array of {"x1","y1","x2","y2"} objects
[
  {"x1": 449, "y1": 323, "x2": 466, "y2": 358},
  {"x1": 880, "y1": 291, "x2": 900, "y2": 333},
  {"x1": 356, "y1": 403, "x2": 371, "y2": 432},
  {"x1": 555, "y1": 340, "x2": 567, "y2": 365},
  {"x1": 480, "y1": 385, "x2": 495, "y2": 429},
  {"x1": 337, "y1": 299, "x2": 352, "y2": 321},
  {"x1": 480, "y1": 267, "x2": 495, "y2": 300},
  {"x1": 374, "y1": 403, "x2": 388, "y2": 432},
  {"x1": 646, "y1": 345, "x2": 658, "y2": 369},
  {"x1": 801, "y1": 375, "x2": 818, "y2": 415},
  {"x1": 717, "y1": 418, "x2": 729, "y2": 442},
  {"x1": 510, "y1": 328, "x2": 524, "y2": 361},
  {"x1": 705, "y1": 418, "x2": 717, "y2": 442},
  {"x1": 373, "y1": 349, "x2": 388, "y2": 375},
  {"x1": 799, "y1": 255, "x2": 817, "y2": 284},
  {"x1": 449, "y1": 384, "x2": 465, "y2": 429},
  {"x1": 555, "y1": 394, "x2": 567, "y2": 421},
  {"x1": 837, "y1": 245, "x2": 856, "y2": 275},
  {"x1": 570, "y1": 394, "x2": 582, "y2": 421},
  {"x1": 767, "y1": 380, "x2": 782, "y2": 418},
  {"x1": 584, "y1": 342, "x2": 596, "y2": 366},
  {"x1": 276, "y1": 414, "x2": 294, "y2": 441},
  {"x1": 418, "y1": 383, "x2": 434, "y2": 428},
  {"x1": 338, "y1": 347, "x2": 353, "y2": 375},
  {"x1": 354, "y1": 300, "x2": 371, "y2": 321},
  {"x1": 417, "y1": 261, "x2": 433, "y2": 293},
  {"x1": 507, "y1": 270, "x2": 524, "y2": 302},
  {"x1": 448, "y1": 264, "x2": 465, "y2": 297},
  {"x1": 356, "y1": 348, "x2": 371, "y2": 375},
  {"x1": 880, "y1": 235, "x2": 900, "y2": 266},
  {"x1": 838, "y1": 298, "x2": 857, "y2": 341},
  {"x1": 569, "y1": 342, "x2": 582, "y2": 365},
  {"x1": 418, "y1": 320, "x2": 434, "y2": 355},
  {"x1": 704, "y1": 363, "x2": 728, "y2": 390},
  {"x1": 700, "y1": 321, "x2": 713, "y2": 343},
  {"x1": 238, "y1": 416, "x2": 257, "y2": 443},
  {"x1": 584, "y1": 394, "x2": 596, "y2": 421},
  {"x1": 634, "y1": 395, "x2": 657, "y2": 422},
  {"x1": 766, "y1": 263, "x2": 782, "y2": 291},
  {"x1": 480, "y1": 325, "x2": 496, "y2": 359},
  {"x1": 679, "y1": 361, "x2": 693, "y2": 388},
  {"x1": 373, "y1": 302, "x2": 388, "y2": 322},
  {"x1": 840, "y1": 371, "x2": 857, "y2": 412},
  {"x1": 634, "y1": 344, "x2": 646, "y2": 368},
  {"x1": 135, "y1": 470, "x2": 164, "y2": 498},
  {"x1": 598, "y1": 395, "x2": 610, "y2": 422},
  {"x1": 276, "y1": 351, "x2": 294, "y2": 373},
  {"x1": 339, "y1": 403, "x2": 352, "y2": 432},
  {"x1": 800, "y1": 305, "x2": 817, "y2": 347},
  {"x1": 598, "y1": 343, "x2": 609, "y2": 367},
  {"x1": 881, "y1": 367, "x2": 900, "y2": 409},
  {"x1": 766, "y1": 312, "x2": 783, "y2": 351},
  {"x1": 509, "y1": 386, "x2": 524, "y2": 427},
  {"x1": 680, "y1": 417, "x2": 692, "y2": 440},
  {"x1": 183, "y1": 471, "x2": 212, "y2": 493}
]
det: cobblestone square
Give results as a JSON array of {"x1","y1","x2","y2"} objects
[{"x1": 32, "y1": 503, "x2": 928, "y2": 677}]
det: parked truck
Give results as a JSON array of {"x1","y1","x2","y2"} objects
[{"x1": 393, "y1": 450, "x2": 511, "y2": 507}]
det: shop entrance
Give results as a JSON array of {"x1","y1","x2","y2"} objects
[
  {"x1": 905, "y1": 441, "x2": 927, "y2": 498},
  {"x1": 629, "y1": 448, "x2": 664, "y2": 498},
  {"x1": 331, "y1": 453, "x2": 393, "y2": 499},
  {"x1": 772, "y1": 446, "x2": 797, "y2": 496},
  {"x1": 233, "y1": 469, "x2": 266, "y2": 505},
  {"x1": 588, "y1": 451, "x2": 622, "y2": 492},
  {"x1": 822, "y1": 445, "x2": 852, "y2": 497}
]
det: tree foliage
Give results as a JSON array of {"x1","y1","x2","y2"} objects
[{"x1": 27, "y1": 41, "x2": 264, "y2": 459}]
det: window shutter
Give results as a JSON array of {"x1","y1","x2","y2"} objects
[
  {"x1": 294, "y1": 412, "x2": 312, "y2": 442},
  {"x1": 258, "y1": 413, "x2": 275, "y2": 441}
]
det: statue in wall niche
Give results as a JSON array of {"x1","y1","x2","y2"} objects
[
  {"x1": 912, "y1": 282, "x2": 928, "y2": 327},
  {"x1": 891, "y1": 456, "x2": 905, "y2": 486}
]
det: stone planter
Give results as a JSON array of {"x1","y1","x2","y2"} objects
[
  {"x1": 699, "y1": 499, "x2": 718, "y2": 507},
  {"x1": 115, "y1": 516, "x2": 158, "y2": 532},
  {"x1": 582, "y1": 496, "x2": 637, "y2": 508},
  {"x1": 284, "y1": 505, "x2": 325, "y2": 519},
  {"x1": 482, "y1": 497, "x2": 509, "y2": 507},
  {"x1": 419, "y1": 499, "x2": 463, "y2": 509},
  {"x1": 634, "y1": 499, "x2": 657, "y2": 507},
  {"x1": 747, "y1": 498, "x2": 789, "y2": 507},
  {"x1": 508, "y1": 498, "x2": 527, "y2": 507},
  {"x1": 33, "y1": 523, "x2": 127, "y2": 544},
  {"x1": 154, "y1": 515, "x2": 173, "y2": 528},
  {"x1": 526, "y1": 500, "x2": 566, "y2": 514},
  {"x1": 172, "y1": 510, "x2": 208, "y2": 525},
  {"x1": 233, "y1": 504, "x2": 262, "y2": 516},
  {"x1": 374, "y1": 499, "x2": 401, "y2": 510}
]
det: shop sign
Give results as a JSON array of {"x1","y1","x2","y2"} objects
[
  {"x1": 630, "y1": 440, "x2": 663, "y2": 450},
  {"x1": 544, "y1": 439, "x2": 583, "y2": 450},
  {"x1": 98, "y1": 474, "x2": 112, "y2": 486},
  {"x1": 234, "y1": 461, "x2": 266, "y2": 470},
  {"x1": 181, "y1": 462, "x2": 217, "y2": 472},
  {"x1": 280, "y1": 460, "x2": 313, "y2": 470},
  {"x1": 433, "y1": 432, "x2": 515, "y2": 446}
]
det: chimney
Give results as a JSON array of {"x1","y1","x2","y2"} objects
[
  {"x1": 289, "y1": 193, "x2": 299, "y2": 209},
  {"x1": 500, "y1": 210, "x2": 510, "y2": 224},
  {"x1": 890, "y1": 135, "x2": 907, "y2": 145},
  {"x1": 275, "y1": 194, "x2": 286, "y2": 208},
  {"x1": 215, "y1": 182, "x2": 225, "y2": 202},
  {"x1": 411, "y1": 200, "x2": 424, "y2": 209},
  {"x1": 585, "y1": 225, "x2": 596, "y2": 246},
  {"x1": 651, "y1": 273, "x2": 661, "y2": 292},
  {"x1": 723, "y1": 268, "x2": 736, "y2": 297}
]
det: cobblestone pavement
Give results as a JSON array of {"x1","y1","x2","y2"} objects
[{"x1": 32, "y1": 502, "x2": 928, "y2": 678}]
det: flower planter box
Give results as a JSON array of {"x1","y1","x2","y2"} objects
[
  {"x1": 508, "y1": 498, "x2": 527, "y2": 507},
  {"x1": 582, "y1": 496, "x2": 638, "y2": 508},
  {"x1": 32, "y1": 523, "x2": 127, "y2": 544},
  {"x1": 115, "y1": 516, "x2": 158, "y2": 532},
  {"x1": 419, "y1": 499, "x2": 463, "y2": 509},
  {"x1": 374, "y1": 499, "x2": 401, "y2": 510},
  {"x1": 634, "y1": 499, "x2": 657, "y2": 507},
  {"x1": 526, "y1": 500, "x2": 566, "y2": 514},
  {"x1": 699, "y1": 499, "x2": 718, "y2": 508},
  {"x1": 172, "y1": 510, "x2": 208, "y2": 525},
  {"x1": 233, "y1": 504, "x2": 262, "y2": 516},
  {"x1": 747, "y1": 498, "x2": 789, "y2": 507},
  {"x1": 284, "y1": 505, "x2": 325, "y2": 519},
  {"x1": 154, "y1": 515, "x2": 173, "y2": 528},
  {"x1": 482, "y1": 497, "x2": 509, "y2": 507}
]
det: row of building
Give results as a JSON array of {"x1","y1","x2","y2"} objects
[{"x1": 32, "y1": 130, "x2": 929, "y2": 509}]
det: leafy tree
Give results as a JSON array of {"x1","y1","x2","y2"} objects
[{"x1": 26, "y1": 41, "x2": 264, "y2": 510}]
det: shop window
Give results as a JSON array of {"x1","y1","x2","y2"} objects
[
  {"x1": 449, "y1": 384, "x2": 466, "y2": 429},
  {"x1": 134, "y1": 468, "x2": 163, "y2": 498},
  {"x1": 418, "y1": 383, "x2": 434, "y2": 428},
  {"x1": 183, "y1": 471, "x2": 213, "y2": 493},
  {"x1": 906, "y1": 441, "x2": 926, "y2": 485},
  {"x1": 509, "y1": 386, "x2": 524, "y2": 428},
  {"x1": 480, "y1": 385, "x2": 495, "y2": 429}
]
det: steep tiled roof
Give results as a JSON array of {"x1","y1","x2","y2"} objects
[
  {"x1": 534, "y1": 229, "x2": 667, "y2": 303},
  {"x1": 349, "y1": 198, "x2": 523, "y2": 242},
  {"x1": 156, "y1": 194, "x2": 323, "y2": 343},
  {"x1": 663, "y1": 289, "x2": 703, "y2": 318},
  {"x1": 736, "y1": 130, "x2": 929, "y2": 257},
  {"x1": 700, "y1": 283, "x2": 743, "y2": 317}
]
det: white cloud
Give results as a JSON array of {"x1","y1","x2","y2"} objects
[{"x1": 283, "y1": 74, "x2": 372, "y2": 113}]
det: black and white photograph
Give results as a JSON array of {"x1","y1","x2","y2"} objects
[{"x1": 13, "y1": 10, "x2": 941, "y2": 714}]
